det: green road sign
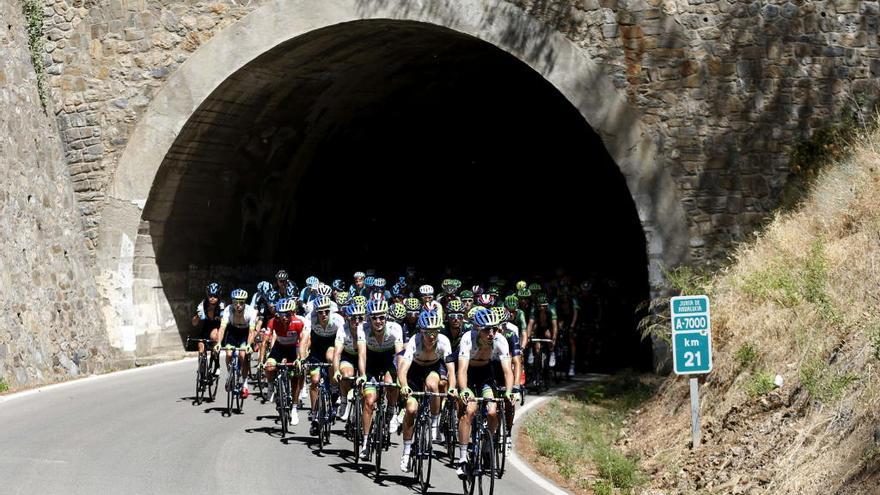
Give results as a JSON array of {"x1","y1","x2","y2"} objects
[{"x1": 671, "y1": 295, "x2": 713, "y2": 375}]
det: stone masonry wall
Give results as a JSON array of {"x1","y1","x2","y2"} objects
[
  {"x1": 0, "y1": 0, "x2": 114, "y2": 388},
  {"x1": 37, "y1": 0, "x2": 880, "y2": 267}
]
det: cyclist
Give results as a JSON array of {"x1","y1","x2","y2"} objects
[
  {"x1": 191, "y1": 283, "x2": 225, "y2": 358},
  {"x1": 419, "y1": 284, "x2": 444, "y2": 320},
  {"x1": 303, "y1": 283, "x2": 336, "y2": 317},
  {"x1": 388, "y1": 302, "x2": 407, "y2": 325},
  {"x1": 332, "y1": 303, "x2": 367, "y2": 421},
  {"x1": 402, "y1": 297, "x2": 421, "y2": 339},
  {"x1": 275, "y1": 270, "x2": 296, "y2": 299},
  {"x1": 215, "y1": 289, "x2": 258, "y2": 398},
  {"x1": 524, "y1": 293, "x2": 558, "y2": 370},
  {"x1": 299, "y1": 295, "x2": 346, "y2": 436},
  {"x1": 350, "y1": 271, "x2": 367, "y2": 298},
  {"x1": 459, "y1": 289, "x2": 475, "y2": 313},
  {"x1": 397, "y1": 310, "x2": 457, "y2": 472},
  {"x1": 494, "y1": 307, "x2": 523, "y2": 452},
  {"x1": 250, "y1": 280, "x2": 272, "y2": 309},
  {"x1": 357, "y1": 298, "x2": 404, "y2": 460},
  {"x1": 299, "y1": 275, "x2": 320, "y2": 303},
  {"x1": 254, "y1": 289, "x2": 279, "y2": 368},
  {"x1": 264, "y1": 298, "x2": 307, "y2": 426},
  {"x1": 504, "y1": 295, "x2": 528, "y2": 339},
  {"x1": 555, "y1": 286, "x2": 580, "y2": 377},
  {"x1": 455, "y1": 308, "x2": 514, "y2": 478}
]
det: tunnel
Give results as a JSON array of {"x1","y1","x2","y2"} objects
[{"x1": 143, "y1": 19, "x2": 652, "y2": 370}]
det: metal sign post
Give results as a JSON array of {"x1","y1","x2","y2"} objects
[{"x1": 670, "y1": 295, "x2": 712, "y2": 449}]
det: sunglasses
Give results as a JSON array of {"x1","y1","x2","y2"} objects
[
  {"x1": 370, "y1": 315, "x2": 386, "y2": 320},
  {"x1": 461, "y1": 299, "x2": 473, "y2": 304},
  {"x1": 349, "y1": 315, "x2": 365, "y2": 322},
  {"x1": 479, "y1": 325, "x2": 499, "y2": 333},
  {"x1": 233, "y1": 300, "x2": 246, "y2": 306},
  {"x1": 406, "y1": 311, "x2": 419, "y2": 316},
  {"x1": 317, "y1": 309, "x2": 330, "y2": 315},
  {"x1": 448, "y1": 313, "x2": 464, "y2": 320},
  {"x1": 422, "y1": 329, "x2": 439, "y2": 337}
]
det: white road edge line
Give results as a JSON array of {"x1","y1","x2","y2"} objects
[
  {"x1": 0, "y1": 357, "x2": 196, "y2": 405},
  {"x1": 508, "y1": 376, "x2": 605, "y2": 495}
]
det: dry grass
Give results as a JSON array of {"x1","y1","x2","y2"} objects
[{"x1": 627, "y1": 117, "x2": 880, "y2": 494}]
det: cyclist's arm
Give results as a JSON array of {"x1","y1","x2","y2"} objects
[
  {"x1": 501, "y1": 358, "x2": 514, "y2": 393},
  {"x1": 512, "y1": 356, "x2": 522, "y2": 390},
  {"x1": 522, "y1": 321, "x2": 533, "y2": 349},
  {"x1": 216, "y1": 321, "x2": 227, "y2": 349},
  {"x1": 398, "y1": 358, "x2": 411, "y2": 390},
  {"x1": 571, "y1": 306, "x2": 579, "y2": 329},
  {"x1": 332, "y1": 339, "x2": 343, "y2": 371},
  {"x1": 298, "y1": 332, "x2": 311, "y2": 361},
  {"x1": 551, "y1": 319, "x2": 558, "y2": 348},
  {"x1": 445, "y1": 361, "x2": 457, "y2": 391},
  {"x1": 456, "y1": 358, "x2": 469, "y2": 394}
]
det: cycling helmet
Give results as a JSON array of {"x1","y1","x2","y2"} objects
[
  {"x1": 504, "y1": 295, "x2": 519, "y2": 310},
  {"x1": 374, "y1": 277, "x2": 387, "y2": 289},
  {"x1": 335, "y1": 292, "x2": 351, "y2": 306},
  {"x1": 231, "y1": 289, "x2": 248, "y2": 301},
  {"x1": 353, "y1": 271, "x2": 366, "y2": 279},
  {"x1": 206, "y1": 283, "x2": 222, "y2": 297},
  {"x1": 331, "y1": 279, "x2": 346, "y2": 292},
  {"x1": 460, "y1": 290, "x2": 474, "y2": 300},
  {"x1": 285, "y1": 281, "x2": 299, "y2": 297},
  {"x1": 391, "y1": 284, "x2": 403, "y2": 298},
  {"x1": 487, "y1": 286, "x2": 501, "y2": 297},
  {"x1": 367, "y1": 298, "x2": 388, "y2": 315},
  {"x1": 277, "y1": 298, "x2": 296, "y2": 313},
  {"x1": 306, "y1": 275, "x2": 319, "y2": 287},
  {"x1": 275, "y1": 270, "x2": 289, "y2": 281},
  {"x1": 490, "y1": 306, "x2": 507, "y2": 322},
  {"x1": 477, "y1": 294, "x2": 495, "y2": 307},
  {"x1": 580, "y1": 281, "x2": 592, "y2": 291},
  {"x1": 345, "y1": 303, "x2": 366, "y2": 317},
  {"x1": 316, "y1": 284, "x2": 332, "y2": 297},
  {"x1": 536, "y1": 293, "x2": 549, "y2": 306},
  {"x1": 314, "y1": 296, "x2": 332, "y2": 310},
  {"x1": 528, "y1": 283, "x2": 542, "y2": 293},
  {"x1": 446, "y1": 299, "x2": 464, "y2": 314},
  {"x1": 256, "y1": 281, "x2": 271, "y2": 295},
  {"x1": 467, "y1": 306, "x2": 486, "y2": 320},
  {"x1": 404, "y1": 298, "x2": 421, "y2": 311},
  {"x1": 419, "y1": 285, "x2": 435, "y2": 296},
  {"x1": 352, "y1": 295, "x2": 367, "y2": 306},
  {"x1": 365, "y1": 269, "x2": 376, "y2": 277},
  {"x1": 473, "y1": 308, "x2": 502, "y2": 328},
  {"x1": 516, "y1": 288, "x2": 532, "y2": 298},
  {"x1": 365, "y1": 276, "x2": 375, "y2": 288},
  {"x1": 265, "y1": 289, "x2": 279, "y2": 304},
  {"x1": 389, "y1": 303, "x2": 406, "y2": 321},
  {"x1": 472, "y1": 285, "x2": 484, "y2": 296},
  {"x1": 370, "y1": 292, "x2": 385, "y2": 301},
  {"x1": 418, "y1": 310, "x2": 444, "y2": 329}
]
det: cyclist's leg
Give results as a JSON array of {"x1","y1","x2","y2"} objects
[{"x1": 483, "y1": 384, "x2": 499, "y2": 433}]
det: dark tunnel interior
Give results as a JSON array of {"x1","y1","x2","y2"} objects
[{"x1": 145, "y1": 20, "x2": 652, "y2": 370}]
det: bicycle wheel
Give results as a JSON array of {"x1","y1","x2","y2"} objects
[
  {"x1": 495, "y1": 414, "x2": 507, "y2": 479},
  {"x1": 226, "y1": 371, "x2": 234, "y2": 416},
  {"x1": 463, "y1": 440, "x2": 476, "y2": 495},
  {"x1": 477, "y1": 430, "x2": 495, "y2": 495},
  {"x1": 351, "y1": 396, "x2": 363, "y2": 465},
  {"x1": 373, "y1": 400, "x2": 385, "y2": 478},
  {"x1": 317, "y1": 390, "x2": 327, "y2": 452},
  {"x1": 207, "y1": 352, "x2": 218, "y2": 401},
  {"x1": 196, "y1": 354, "x2": 206, "y2": 405},
  {"x1": 418, "y1": 419, "x2": 433, "y2": 494},
  {"x1": 235, "y1": 363, "x2": 244, "y2": 414},
  {"x1": 445, "y1": 402, "x2": 457, "y2": 465},
  {"x1": 278, "y1": 377, "x2": 290, "y2": 436}
]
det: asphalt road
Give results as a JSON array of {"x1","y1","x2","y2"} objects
[{"x1": 0, "y1": 359, "x2": 558, "y2": 495}]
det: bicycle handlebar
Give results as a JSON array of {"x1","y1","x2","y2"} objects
[
  {"x1": 529, "y1": 338, "x2": 553, "y2": 343},
  {"x1": 408, "y1": 391, "x2": 448, "y2": 398}
]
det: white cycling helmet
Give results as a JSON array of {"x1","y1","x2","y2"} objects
[{"x1": 419, "y1": 285, "x2": 434, "y2": 296}]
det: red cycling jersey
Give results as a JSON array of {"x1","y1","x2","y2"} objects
[{"x1": 268, "y1": 315, "x2": 305, "y2": 347}]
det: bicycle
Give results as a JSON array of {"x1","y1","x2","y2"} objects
[
  {"x1": 187, "y1": 338, "x2": 219, "y2": 405},
  {"x1": 493, "y1": 388, "x2": 519, "y2": 479},
  {"x1": 408, "y1": 391, "x2": 447, "y2": 494},
  {"x1": 527, "y1": 338, "x2": 554, "y2": 394},
  {"x1": 342, "y1": 376, "x2": 364, "y2": 464},
  {"x1": 363, "y1": 380, "x2": 399, "y2": 479},
  {"x1": 252, "y1": 332, "x2": 271, "y2": 401},
  {"x1": 461, "y1": 397, "x2": 504, "y2": 495},
  {"x1": 224, "y1": 346, "x2": 248, "y2": 416},
  {"x1": 272, "y1": 362, "x2": 299, "y2": 437},
  {"x1": 305, "y1": 362, "x2": 334, "y2": 452},
  {"x1": 439, "y1": 392, "x2": 459, "y2": 465}
]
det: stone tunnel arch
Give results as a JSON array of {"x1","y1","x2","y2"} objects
[{"x1": 95, "y1": 0, "x2": 688, "y2": 365}]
